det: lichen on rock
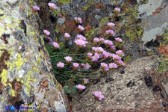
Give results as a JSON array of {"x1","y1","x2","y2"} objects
[{"x1": 0, "y1": 0, "x2": 67, "y2": 111}]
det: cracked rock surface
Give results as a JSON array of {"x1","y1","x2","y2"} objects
[{"x1": 0, "y1": 0, "x2": 67, "y2": 111}]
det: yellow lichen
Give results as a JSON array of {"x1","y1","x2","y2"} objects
[
  {"x1": 22, "y1": 70, "x2": 36, "y2": 95},
  {"x1": 15, "y1": 53, "x2": 24, "y2": 69},
  {"x1": 10, "y1": 89, "x2": 16, "y2": 97},
  {"x1": 1, "y1": 69, "x2": 8, "y2": 86}
]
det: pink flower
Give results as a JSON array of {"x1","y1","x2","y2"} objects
[
  {"x1": 115, "y1": 37, "x2": 122, "y2": 42},
  {"x1": 106, "y1": 30, "x2": 116, "y2": 36},
  {"x1": 78, "y1": 25, "x2": 85, "y2": 31},
  {"x1": 74, "y1": 39, "x2": 88, "y2": 47},
  {"x1": 99, "y1": 38, "x2": 105, "y2": 42},
  {"x1": 43, "y1": 30, "x2": 50, "y2": 36},
  {"x1": 93, "y1": 38, "x2": 100, "y2": 43},
  {"x1": 93, "y1": 91, "x2": 104, "y2": 101},
  {"x1": 107, "y1": 22, "x2": 115, "y2": 28},
  {"x1": 73, "y1": 63, "x2": 79, "y2": 68},
  {"x1": 87, "y1": 52, "x2": 93, "y2": 58},
  {"x1": 64, "y1": 33, "x2": 70, "y2": 39},
  {"x1": 91, "y1": 53, "x2": 100, "y2": 62},
  {"x1": 104, "y1": 40, "x2": 113, "y2": 46},
  {"x1": 57, "y1": 62, "x2": 64, "y2": 68},
  {"x1": 52, "y1": 42, "x2": 60, "y2": 49},
  {"x1": 84, "y1": 63, "x2": 91, "y2": 70},
  {"x1": 114, "y1": 7, "x2": 121, "y2": 12},
  {"x1": 112, "y1": 54, "x2": 121, "y2": 60},
  {"x1": 81, "y1": 63, "x2": 91, "y2": 70},
  {"x1": 100, "y1": 63, "x2": 109, "y2": 71},
  {"x1": 116, "y1": 50, "x2": 124, "y2": 57},
  {"x1": 74, "y1": 17, "x2": 82, "y2": 23},
  {"x1": 110, "y1": 45, "x2": 116, "y2": 51},
  {"x1": 76, "y1": 84, "x2": 86, "y2": 91},
  {"x1": 116, "y1": 59, "x2": 125, "y2": 66},
  {"x1": 92, "y1": 47, "x2": 104, "y2": 53},
  {"x1": 76, "y1": 34, "x2": 86, "y2": 40},
  {"x1": 102, "y1": 51, "x2": 110, "y2": 58},
  {"x1": 64, "y1": 56, "x2": 73, "y2": 62},
  {"x1": 32, "y1": 6, "x2": 40, "y2": 11},
  {"x1": 109, "y1": 63, "x2": 118, "y2": 69},
  {"x1": 48, "y1": 2, "x2": 58, "y2": 10}
]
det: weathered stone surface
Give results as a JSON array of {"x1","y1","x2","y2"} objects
[
  {"x1": 0, "y1": 0, "x2": 67, "y2": 111},
  {"x1": 139, "y1": 0, "x2": 168, "y2": 44},
  {"x1": 72, "y1": 56, "x2": 166, "y2": 112}
]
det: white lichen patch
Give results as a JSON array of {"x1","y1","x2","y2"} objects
[
  {"x1": 138, "y1": 0, "x2": 163, "y2": 16},
  {"x1": 142, "y1": 22, "x2": 168, "y2": 43}
]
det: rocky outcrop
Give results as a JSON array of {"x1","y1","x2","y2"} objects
[
  {"x1": 0, "y1": 0, "x2": 67, "y2": 111},
  {"x1": 72, "y1": 56, "x2": 167, "y2": 112}
]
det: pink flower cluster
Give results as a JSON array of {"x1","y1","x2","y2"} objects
[
  {"x1": 93, "y1": 91, "x2": 104, "y2": 101},
  {"x1": 48, "y1": 2, "x2": 58, "y2": 10},
  {"x1": 78, "y1": 25, "x2": 85, "y2": 31},
  {"x1": 32, "y1": 6, "x2": 40, "y2": 11},
  {"x1": 107, "y1": 22, "x2": 115, "y2": 28},
  {"x1": 74, "y1": 34, "x2": 88, "y2": 47},
  {"x1": 64, "y1": 56, "x2": 73, "y2": 62},
  {"x1": 76, "y1": 84, "x2": 86, "y2": 91},
  {"x1": 114, "y1": 7, "x2": 121, "y2": 12},
  {"x1": 64, "y1": 33, "x2": 70, "y2": 39},
  {"x1": 74, "y1": 17, "x2": 82, "y2": 24},
  {"x1": 81, "y1": 63, "x2": 91, "y2": 70},
  {"x1": 43, "y1": 30, "x2": 50, "y2": 36},
  {"x1": 57, "y1": 62, "x2": 64, "y2": 68},
  {"x1": 106, "y1": 30, "x2": 116, "y2": 36}
]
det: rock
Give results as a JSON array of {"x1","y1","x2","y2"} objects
[
  {"x1": 144, "y1": 75, "x2": 153, "y2": 87},
  {"x1": 0, "y1": 0, "x2": 68, "y2": 111},
  {"x1": 72, "y1": 56, "x2": 165, "y2": 112}
]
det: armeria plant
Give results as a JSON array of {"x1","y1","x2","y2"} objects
[{"x1": 33, "y1": 2, "x2": 125, "y2": 101}]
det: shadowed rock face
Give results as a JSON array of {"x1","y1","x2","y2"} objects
[{"x1": 0, "y1": 0, "x2": 67, "y2": 111}]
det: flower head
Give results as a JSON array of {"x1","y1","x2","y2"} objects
[
  {"x1": 74, "y1": 17, "x2": 82, "y2": 23},
  {"x1": 78, "y1": 25, "x2": 85, "y2": 31},
  {"x1": 102, "y1": 51, "x2": 110, "y2": 58},
  {"x1": 73, "y1": 63, "x2": 79, "y2": 68},
  {"x1": 57, "y1": 62, "x2": 64, "y2": 68},
  {"x1": 116, "y1": 50, "x2": 124, "y2": 57},
  {"x1": 109, "y1": 63, "x2": 118, "y2": 69},
  {"x1": 114, "y1": 7, "x2": 121, "y2": 12},
  {"x1": 112, "y1": 54, "x2": 121, "y2": 60},
  {"x1": 106, "y1": 30, "x2": 115, "y2": 36},
  {"x1": 43, "y1": 30, "x2": 50, "y2": 36},
  {"x1": 76, "y1": 84, "x2": 86, "y2": 91},
  {"x1": 115, "y1": 37, "x2": 122, "y2": 42},
  {"x1": 116, "y1": 59, "x2": 125, "y2": 66},
  {"x1": 100, "y1": 63, "x2": 109, "y2": 71},
  {"x1": 92, "y1": 47, "x2": 104, "y2": 53},
  {"x1": 93, "y1": 38, "x2": 100, "y2": 43},
  {"x1": 87, "y1": 52, "x2": 93, "y2": 58},
  {"x1": 76, "y1": 34, "x2": 86, "y2": 40},
  {"x1": 107, "y1": 22, "x2": 115, "y2": 28},
  {"x1": 81, "y1": 63, "x2": 91, "y2": 70},
  {"x1": 32, "y1": 6, "x2": 40, "y2": 11},
  {"x1": 64, "y1": 33, "x2": 70, "y2": 39},
  {"x1": 52, "y1": 42, "x2": 60, "y2": 49},
  {"x1": 93, "y1": 91, "x2": 104, "y2": 101},
  {"x1": 99, "y1": 38, "x2": 105, "y2": 42},
  {"x1": 110, "y1": 45, "x2": 116, "y2": 51},
  {"x1": 48, "y1": 2, "x2": 58, "y2": 10},
  {"x1": 104, "y1": 40, "x2": 113, "y2": 46},
  {"x1": 64, "y1": 56, "x2": 73, "y2": 62},
  {"x1": 74, "y1": 39, "x2": 88, "y2": 47}
]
